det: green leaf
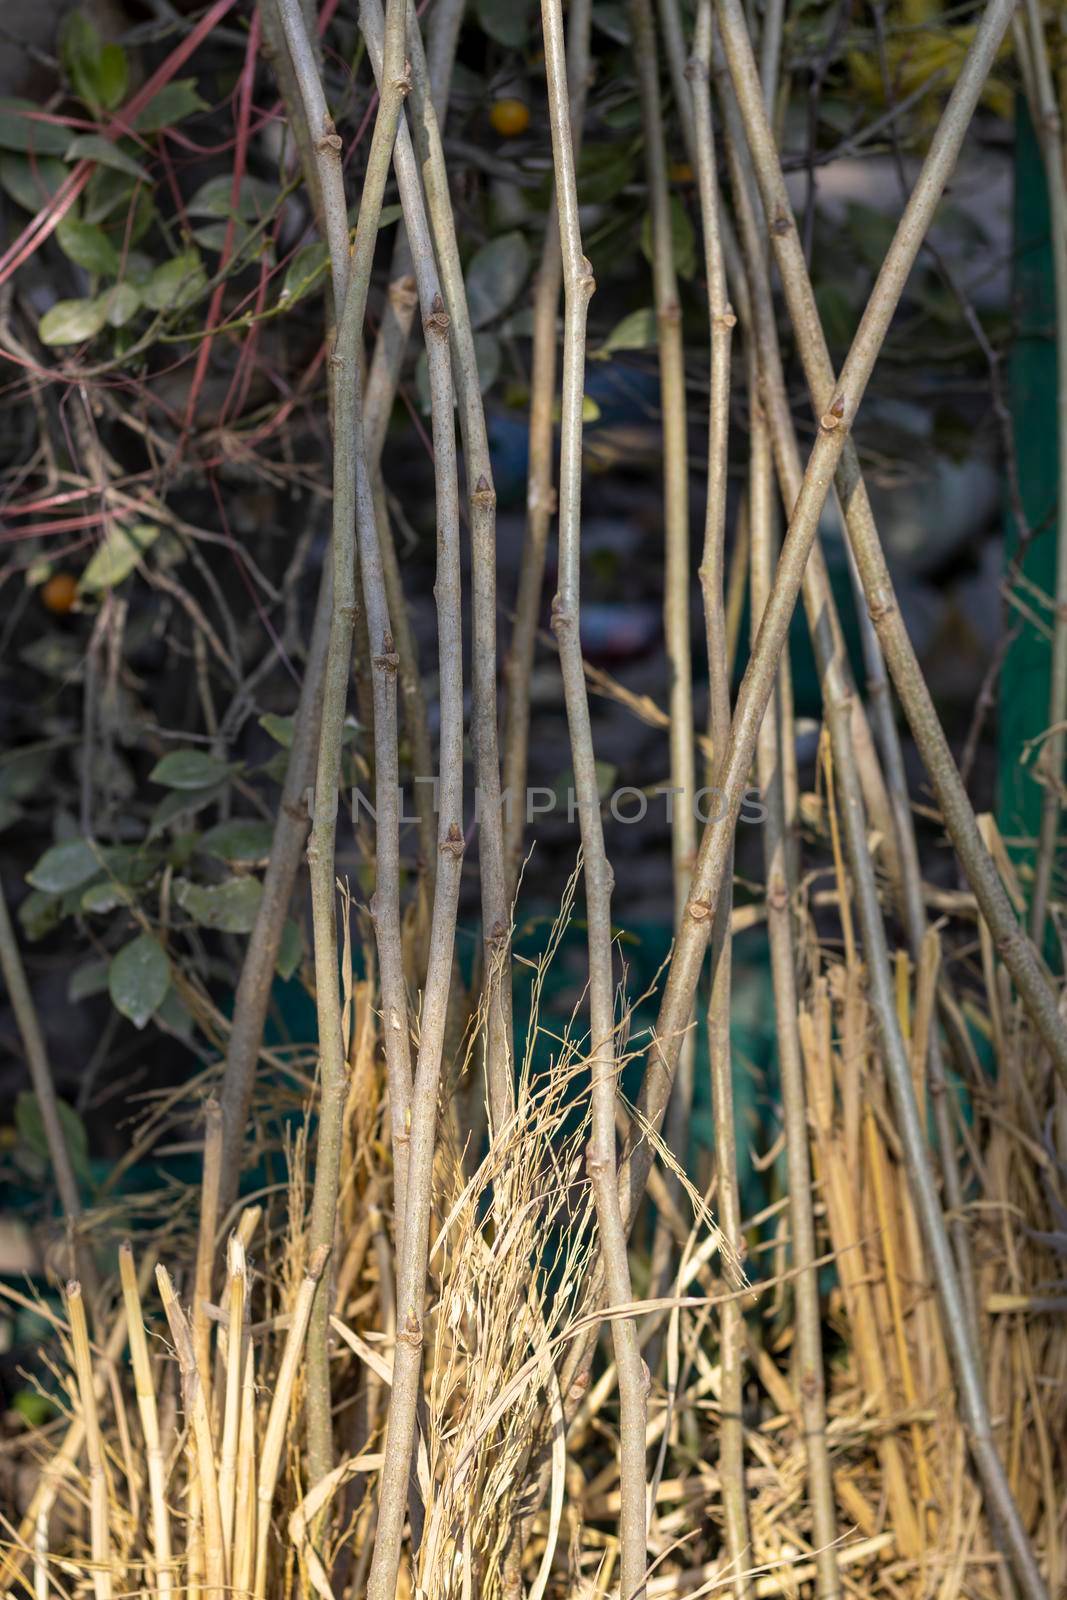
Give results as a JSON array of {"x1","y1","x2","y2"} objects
[
  {"x1": 276, "y1": 918, "x2": 302, "y2": 980},
  {"x1": 15, "y1": 1092, "x2": 91, "y2": 1187},
  {"x1": 27, "y1": 839, "x2": 100, "y2": 894},
  {"x1": 0, "y1": 153, "x2": 66, "y2": 212},
  {"x1": 80, "y1": 521, "x2": 159, "y2": 590},
  {"x1": 150, "y1": 749, "x2": 236, "y2": 790},
  {"x1": 188, "y1": 173, "x2": 278, "y2": 219},
  {"x1": 200, "y1": 818, "x2": 274, "y2": 862},
  {"x1": 143, "y1": 250, "x2": 206, "y2": 311},
  {"x1": 96, "y1": 44, "x2": 129, "y2": 111},
  {"x1": 149, "y1": 781, "x2": 228, "y2": 839},
  {"x1": 174, "y1": 875, "x2": 264, "y2": 933},
  {"x1": 0, "y1": 795, "x2": 22, "y2": 832},
  {"x1": 155, "y1": 987, "x2": 193, "y2": 1039},
  {"x1": 82, "y1": 164, "x2": 139, "y2": 223},
  {"x1": 17, "y1": 889, "x2": 62, "y2": 941},
  {"x1": 192, "y1": 220, "x2": 251, "y2": 256},
  {"x1": 279, "y1": 241, "x2": 328, "y2": 306},
  {"x1": 475, "y1": 0, "x2": 532, "y2": 47},
  {"x1": 38, "y1": 296, "x2": 108, "y2": 346},
  {"x1": 109, "y1": 933, "x2": 169, "y2": 1029},
  {"x1": 594, "y1": 307, "x2": 657, "y2": 358},
  {"x1": 64, "y1": 134, "x2": 148, "y2": 181},
  {"x1": 60, "y1": 12, "x2": 101, "y2": 104},
  {"x1": 640, "y1": 196, "x2": 696, "y2": 280},
  {"x1": 61, "y1": 13, "x2": 127, "y2": 111},
  {"x1": 57, "y1": 215, "x2": 121, "y2": 276},
  {"x1": 100, "y1": 281, "x2": 141, "y2": 328},
  {"x1": 258, "y1": 712, "x2": 294, "y2": 749},
  {"x1": 0, "y1": 745, "x2": 52, "y2": 801},
  {"x1": 69, "y1": 959, "x2": 110, "y2": 1001},
  {"x1": 81, "y1": 879, "x2": 134, "y2": 913},
  {"x1": 467, "y1": 231, "x2": 530, "y2": 329},
  {"x1": 472, "y1": 331, "x2": 501, "y2": 395},
  {"x1": 0, "y1": 98, "x2": 71, "y2": 155},
  {"x1": 576, "y1": 143, "x2": 634, "y2": 205},
  {"x1": 134, "y1": 79, "x2": 208, "y2": 133}
]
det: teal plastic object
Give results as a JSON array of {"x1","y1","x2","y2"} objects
[{"x1": 999, "y1": 97, "x2": 1060, "y2": 909}]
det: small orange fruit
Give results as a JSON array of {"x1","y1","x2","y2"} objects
[
  {"x1": 41, "y1": 572, "x2": 79, "y2": 614},
  {"x1": 489, "y1": 98, "x2": 530, "y2": 138}
]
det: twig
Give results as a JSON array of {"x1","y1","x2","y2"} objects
[
  {"x1": 544, "y1": 2, "x2": 648, "y2": 1594},
  {"x1": 217, "y1": 1, "x2": 341, "y2": 1215},
  {"x1": 503, "y1": 0, "x2": 593, "y2": 894},
  {"x1": 683, "y1": 7, "x2": 750, "y2": 1592},
  {"x1": 635, "y1": 0, "x2": 701, "y2": 1416},
  {"x1": 747, "y1": 330, "x2": 839, "y2": 1597},
  {"x1": 358, "y1": 6, "x2": 467, "y2": 1596},
  {"x1": 273, "y1": 0, "x2": 412, "y2": 1489},
  {"x1": 0, "y1": 877, "x2": 97, "y2": 1300},
  {"x1": 402, "y1": 0, "x2": 515, "y2": 1138},
  {"x1": 362, "y1": 0, "x2": 467, "y2": 890}
]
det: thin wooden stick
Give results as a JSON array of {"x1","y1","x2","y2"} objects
[
  {"x1": 401, "y1": 0, "x2": 515, "y2": 1138},
  {"x1": 273, "y1": 0, "x2": 410, "y2": 1488},
  {"x1": 714, "y1": 49, "x2": 904, "y2": 906},
  {"x1": 502, "y1": 0, "x2": 593, "y2": 894},
  {"x1": 0, "y1": 880, "x2": 96, "y2": 1298},
  {"x1": 638, "y1": 0, "x2": 700, "y2": 1396},
  {"x1": 741, "y1": 217, "x2": 839, "y2": 1600},
  {"x1": 66, "y1": 1280, "x2": 113, "y2": 1600},
  {"x1": 543, "y1": 2, "x2": 648, "y2": 1594},
  {"x1": 358, "y1": 6, "x2": 467, "y2": 1596},
  {"x1": 361, "y1": 0, "x2": 466, "y2": 905},
  {"x1": 217, "y1": 0, "x2": 338, "y2": 1209},
  {"x1": 684, "y1": 7, "x2": 750, "y2": 1592},
  {"x1": 119, "y1": 1242, "x2": 173, "y2": 1598}
]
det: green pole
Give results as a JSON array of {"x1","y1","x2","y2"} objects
[{"x1": 999, "y1": 97, "x2": 1060, "y2": 929}]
